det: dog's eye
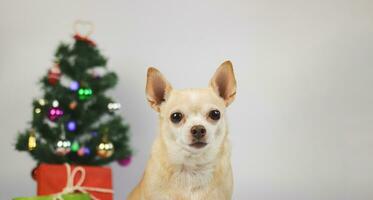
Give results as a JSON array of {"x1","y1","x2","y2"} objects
[
  {"x1": 170, "y1": 112, "x2": 183, "y2": 123},
  {"x1": 209, "y1": 110, "x2": 221, "y2": 121}
]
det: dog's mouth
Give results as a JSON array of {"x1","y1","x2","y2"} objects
[{"x1": 189, "y1": 141, "x2": 208, "y2": 149}]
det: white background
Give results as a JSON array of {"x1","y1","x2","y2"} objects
[{"x1": 1, "y1": 0, "x2": 373, "y2": 199}]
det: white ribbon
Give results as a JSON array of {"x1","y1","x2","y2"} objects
[{"x1": 52, "y1": 163, "x2": 113, "y2": 200}]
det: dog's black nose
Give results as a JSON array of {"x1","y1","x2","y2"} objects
[{"x1": 191, "y1": 125, "x2": 206, "y2": 139}]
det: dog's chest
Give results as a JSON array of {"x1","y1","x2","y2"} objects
[{"x1": 177, "y1": 165, "x2": 213, "y2": 186}]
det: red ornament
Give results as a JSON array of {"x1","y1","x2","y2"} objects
[
  {"x1": 69, "y1": 101, "x2": 78, "y2": 110},
  {"x1": 47, "y1": 64, "x2": 61, "y2": 85},
  {"x1": 74, "y1": 34, "x2": 96, "y2": 46}
]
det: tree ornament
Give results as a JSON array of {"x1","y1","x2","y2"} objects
[
  {"x1": 97, "y1": 135, "x2": 114, "y2": 158},
  {"x1": 118, "y1": 156, "x2": 132, "y2": 167},
  {"x1": 71, "y1": 141, "x2": 80, "y2": 152},
  {"x1": 48, "y1": 107, "x2": 64, "y2": 121},
  {"x1": 78, "y1": 88, "x2": 93, "y2": 100},
  {"x1": 52, "y1": 100, "x2": 59, "y2": 107},
  {"x1": 84, "y1": 147, "x2": 91, "y2": 155},
  {"x1": 55, "y1": 139, "x2": 71, "y2": 156},
  {"x1": 69, "y1": 81, "x2": 79, "y2": 91},
  {"x1": 77, "y1": 147, "x2": 85, "y2": 156},
  {"x1": 47, "y1": 64, "x2": 61, "y2": 85},
  {"x1": 77, "y1": 146, "x2": 90, "y2": 157},
  {"x1": 28, "y1": 130, "x2": 37, "y2": 151},
  {"x1": 34, "y1": 108, "x2": 42, "y2": 114},
  {"x1": 38, "y1": 99, "x2": 47, "y2": 106},
  {"x1": 107, "y1": 102, "x2": 121, "y2": 112},
  {"x1": 66, "y1": 120, "x2": 77, "y2": 131},
  {"x1": 69, "y1": 101, "x2": 78, "y2": 110}
]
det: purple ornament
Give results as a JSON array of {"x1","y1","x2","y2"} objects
[
  {"x1": 83, "y1": 147, "x2": 90, "y2": 155},
  {"x1": 118, "y1": 156, "x2": 132, "y2": 167},
  {"x1": 48, "y1": 107, "x2": 64, "y2": 121},
  {"x1": 67, "y1": 121, "x2": 77, "y2": 131},
  {"x1": 69, "y1": 81, "x2": 79, "y2": 91}
]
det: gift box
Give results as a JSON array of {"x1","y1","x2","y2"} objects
[
  {"x1": 34, "y1": 163, "x2": 113, "y2": 200},
  {"x1": 13, "y1": 193, "x2": 91, "y2": 200}
]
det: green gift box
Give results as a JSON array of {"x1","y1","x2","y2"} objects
[{"x1": 13, "y1": 193, "x2": 91, "y2": 200}]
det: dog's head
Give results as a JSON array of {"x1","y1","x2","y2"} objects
[{"x1": 146, "y1": 61, "x2": 236, "y2": 154}]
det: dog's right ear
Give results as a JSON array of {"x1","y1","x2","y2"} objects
[{"x1": 145, "y1": 67, "x2": 173, "y2": 112}]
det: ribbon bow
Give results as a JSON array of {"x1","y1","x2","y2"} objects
[{"x1": 53, "y1": 163, "x2": 113, "y2": 200}]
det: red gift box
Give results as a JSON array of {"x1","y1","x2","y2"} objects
[{"x1": 34, "y1": 163, "x2": 113, "y2": 200}]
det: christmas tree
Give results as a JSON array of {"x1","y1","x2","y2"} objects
[{"x1": 15, "y1": 34, "x2": 132, "y2": 166}]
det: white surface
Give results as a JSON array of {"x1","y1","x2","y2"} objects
[{"x1": 0, "y1": 0, "x2": 373, "y2": 199}]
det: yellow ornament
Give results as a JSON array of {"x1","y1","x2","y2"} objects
[
  {"x1": 28, "y1": 130, "x2": 37, "y2": 151},
  {"x1": 97, "y1": 140, "x2": 114, "y2": 158}
]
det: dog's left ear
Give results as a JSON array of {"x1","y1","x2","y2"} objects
[
  {"x1": 209, "y1": 60, "x2": 237, "y2": 106},
  {"x1": 146, "y1": 67, "x2": 173, "y2": 112}
]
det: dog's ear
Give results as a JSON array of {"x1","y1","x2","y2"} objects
[
  {"x1": 209, "y1": 60, "x2": 237, "y2": 106},
  {"x1": 146, "y1": 67, "x2": 173, "y2": 112}
]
